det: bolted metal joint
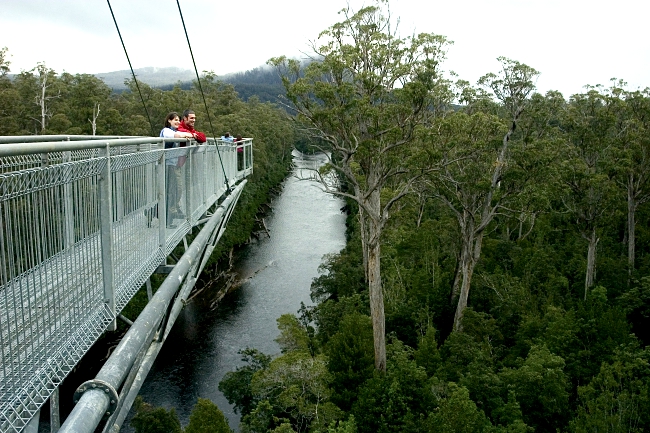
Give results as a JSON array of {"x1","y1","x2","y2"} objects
[{"x1": 73, "y1": 379, "x2": 119, "y2": 417}]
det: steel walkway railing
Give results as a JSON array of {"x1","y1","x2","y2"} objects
[{"x1": 0, "y1": 135, "x2": 253, "y2": 433}]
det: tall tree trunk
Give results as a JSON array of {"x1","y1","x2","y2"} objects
[
  {"x1": 584, "y1": 228, "x2": 599, "y2": 300},
  {"x1": 627, "y1": 174, "x2": 636, "y2": 281},
  {"x1": 39, "y1": 79, "x2": 47, "y2": 132},
  {"x1": 89, "y1": 103, "x2": 100, "y2": 136},
  {"x1": 450, "y1": 214, "x2": 468, "y2": 304},
  {"x1": 417, "y1": 196, "x2": 425, "y2": 228},
  {"x1": 364, "y1": 187, "x2": 386, "y2": 372},
  {"x1": 453, "y1": 256, "x2": 474, "y2": 331},
  {"x1": 450, "y1": 253, "x2": 462, "y2": 305},
  {"x1": 358, "y1": 207, "x2": 369, "y2": 284},
  {"x1": 453, "y1": 220, "x2": 484, "y2": 331},
  {"x1": 367, "y1": 238, "x2": 386, "y2": 371}
]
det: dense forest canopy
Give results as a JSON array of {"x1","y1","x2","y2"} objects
[
  {"x1": 223, "y1": 2, "x2": 649, "y2": 433},
  {"x1": 3, "y1": 0, "x2": 650, "y2": 430}
]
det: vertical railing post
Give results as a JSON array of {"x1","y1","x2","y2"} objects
[
  {"x1": 99, "y1": 144, "x2": 116, "y2": 332},
  {"x1": 157, "y1": 152, "x2": 167, "y2": 249},
  {"x1": 146, "y1": 278, "x2": 153, "y2": 301},
  {"x1": 115, "y1": 148, "x2": 124, "y2": 222},
  {"x1": 215, "y1": 144, "x2": 222, "y2": 196},
  {"x1": 200, "y1": 145, "x2": 205, "y2": 207},
  {"x1": 145, "y1": 146, "x2": 154, "y2": 221},
  {"x1": 231, "y1": 145, "x2": 235, "y2": 184},
  {"x1": 248, "y1": 140, "x2": 253, "y2": 171},
  {"x1": 63, "y1": 149, "x2": 75, "y2": 249},
  {"x1": 227, "y1": 146, "x2": 232, "y2": 186},
  {"x1": 50, "y1": 387, "x2": 61, "y2": 432},
  {"x1": 185, "y1": 145, "x2": 192, "y2": 223}
]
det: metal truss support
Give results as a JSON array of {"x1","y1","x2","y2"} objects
[
  {"x1": 58, "y1": 181, "x2": 246, "y2": 433},
  {"x1": 0, "y1": 135, "x2": 253, "y2": 433}
]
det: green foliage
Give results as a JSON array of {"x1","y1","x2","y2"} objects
[
  {"x1": 218, "y1": 348, "x2": 272, "y2": 416},
  {"x1": 271, "y1": 423, "x2": 297, "y2": 433},
  {"x1": 325, "y1": 313, "x2": 375, "y2": 411},
  {"x1": 425, "y1": 383, "x2": 491, "y2": 433},
  {"x1": 499, "y1": 345, "x2": 569, "y2": 432},
  {"x1": 249, "y1": 351, "x2": 341, "y2": 432},
  {"x1": 351, "y1": 339, "x2": 431, "y2": 433},
  {"x1": 230, "y1": 317, "x2": 343, "y2": 433},
  {"x1": 130, "y1": 396, "x2": 182, "y2": 433},
  {"x1": 275, "y1": 314, "x2": 311, "y2": 354},
  {"x1": 185, "y1": 398, "x2": 232, "y2": 433},
  {"x1": 414, "y1": 326, "x2": 442, "y2": 377},
  {"x1": 313, "y1": 293, "x2": 370, "y2": 348},
  {"x1": 571, "y1": 345, "x2": 650, "y2": 433},
  {"x1": 620, "y1": 276, "x2": 650, "y2": 344},
  {"x1": 437, "y1": 312, "x2": 504, "y2": 421},
  {"x1": 240, "y1": 400, "x2": 275, "y2": 433},
  {"x1": 326, "y1": 416, "x2": 357, "y2": 433},
  {"x1": 311, "y1": 245, "x2": 365, "y2": 303},
  {"x1": 0, "y1": 47, "x2": 9, "y2": 77}
]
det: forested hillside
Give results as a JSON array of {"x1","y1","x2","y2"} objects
[
  {"x1": 216, "y1": 3, "x2": 650, "y2": 433},
  {"x1": 89, "y1": 65, "x2": 285, "y2": 105}
]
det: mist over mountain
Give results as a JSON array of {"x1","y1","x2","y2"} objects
[
  {"x1": 96, "y1": 65, "x2": 285, "y2": 105},
  {"x1": 95, "y1": 66, "x2": 195, "y2": 89}
]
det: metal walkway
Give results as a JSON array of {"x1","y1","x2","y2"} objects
[{"x1": 0, "y1": 135, "x2": 252, "y2": 432}]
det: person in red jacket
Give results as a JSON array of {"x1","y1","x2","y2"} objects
[{"x1": 177, "y1": 109, "x2": 207, "y2": 143}]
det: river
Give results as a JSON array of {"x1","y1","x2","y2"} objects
[{"x1": 124, "y1": 150, "x2": 346, "y2": 431}]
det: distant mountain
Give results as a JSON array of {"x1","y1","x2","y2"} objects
[
  {"x1": 95, "y1": 66, "x2": 195, "y2": 90},
  {"x1": 97, "y1": 65, "x2": 286, "y2": 105},
  {"x1": 224, "y1": 67, "x2": 286, "y2": 104}
]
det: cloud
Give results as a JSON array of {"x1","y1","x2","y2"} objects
[{"x1": 1, "y1": 0, "x2": 648, "y2": 96}]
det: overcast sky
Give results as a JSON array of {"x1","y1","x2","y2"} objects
[{"x1": 1, "y1": 0, "x2": 648, "y2": 98}]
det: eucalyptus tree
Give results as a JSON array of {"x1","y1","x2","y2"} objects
[
  {"x1": 12, "y1": 63, "x2": 63, "y2": 134},
  {"x1": 559, "y1": 88, "x2": 620, "y2": 299},
  {"x1": 608, "y1": 84, "x2": 650, "y2": 279},
  {"x1": 269, "y1": 0, "x2": 452, "y2": 371},
  {"x1": 425, "y1": 58, "x2": 540, "y2": 331},
  {"x1": 61, "y1": 73, "x2": 113, "y2": 135},
  {"x1": 32, "y1": 63, "x2": 61, "y2": 133},
  {"x1": 0, "y1": 47, "x2": 20, "y2": 135},
  {"x1": 0, "y1": 46, "x2": 9, "y2": 77}
]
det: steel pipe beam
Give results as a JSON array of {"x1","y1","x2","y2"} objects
[{"x1": 59, "y1": 181, "x2": 247, "y2": 433}]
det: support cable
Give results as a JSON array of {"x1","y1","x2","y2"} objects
[
  {"x1": 175, "y1": 0, "x2": 231, "y2": 190},
  {"x1": 106, "y1": 0, "x2": 156, "y2": 137}
]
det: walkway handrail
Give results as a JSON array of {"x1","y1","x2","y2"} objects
[
  {"x1": 0, "y1": 135, "x2": 253, "y2": 433},
  {"x1": 0, "y1": 136, "x2": 189, "y2": 157},
  {"x1": 0, "y1": 135, "x2": 140, "y2": 145}
]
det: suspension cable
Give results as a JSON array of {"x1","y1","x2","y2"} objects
[
  {"x1": 106, "y1": 0, "x2": 156, "y2": 137},
  {"x1": 175, "y1": 0, "x2": 231, "y2": 190}
]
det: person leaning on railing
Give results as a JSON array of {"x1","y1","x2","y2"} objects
[
  {"x1": 177, "y1": 109, "x2": 206, "y2": 143},
  {"x1": 161, "y1": 111, "x2": 193, "y2": 229}
]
